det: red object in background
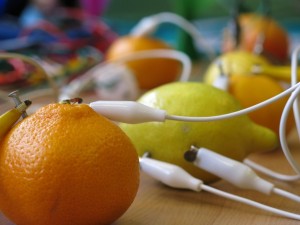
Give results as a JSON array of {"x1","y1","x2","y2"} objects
[
  {"x1": 80, "y1": 0, "x2": 110, "y2": 16},
  {"x1": 0, "y1": 59, "x2": 26, "y2": 85}
]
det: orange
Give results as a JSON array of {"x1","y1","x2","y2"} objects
[
  {"x1": 222, "y1": 13, "x2": 289, "y2": 63},
  {"x1": 106, "y1": 36, "x2": 181, "y2": 89},
  {"x1": 228, "y1": 74, "x2": 294, "y2": 136},
  {"x1": 0, "y1": 103, "x2": 139, "y2": 225}
]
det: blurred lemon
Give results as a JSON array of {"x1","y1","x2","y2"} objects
[
  {"x1": 0, "y1": 102, "x2": 139, "y2": 225},
  {"x1": 204, "y1": 50, "x2": 269, "y2": 84},
  {"x1": 228, "y1": 74, "x2": 294, "y2": 136}
]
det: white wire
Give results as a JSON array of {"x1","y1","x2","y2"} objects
[
  {"x1": 280, "y1": 84, "x2": 300, "y2": 174},
  {"x1": 202, "y1": 184, "x2": 300, "y2": 220},
  {"x1": 130, "y1": 12, "x2": 216, "y2": 59},
  {"x1": 140, "y1": 155, "x2": 300, "y2": 220},
  {"x1": 165, "y1": 82, "x2": 300, "y2": 122},
  {"x1": 108, "y1": 49, "x2": 192, "y2": 82},
  {"x1": 60, "y1": 49, "x2": 192, "y2": 99},
  {"x1": 243, "y1": 158, "x2": 300, "y2": 182},
  {"x1": 273, "y1": 187, "x2": 300, "y2": 203},
  {"x1": 160, "y1": 45, "x2": 300, "y2": 184},
  {"x1": 244, "y1": 46, "x2": 300, "y2": 181},
  {"x1": 291, "y1": 47, "x2": 300, "y2": 138}
]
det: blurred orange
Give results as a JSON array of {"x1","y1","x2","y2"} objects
[
  {"x1": 228, "y1": 74, "x2": 294, "y2": 136},
  {"x1": 106, "y1": 36, "x2": 181, "y2": 89},
  {"x1": 222, "y1": 13, "x2": 289, "y2": 63},
  {"x1": 0, "y1": 103, "x2": 139, "y2": 225}
]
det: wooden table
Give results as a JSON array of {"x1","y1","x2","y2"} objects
[
  {"x1": 115, "y1": 129, "x2": 300, "y2": 225},
  {"x1": 2, "y1": 78, "x2": 300, "y2": 225}
]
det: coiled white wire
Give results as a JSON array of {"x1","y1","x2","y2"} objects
[
  {"x1": 242, "y1": 46, "x2": 300, "y2": 181},
  {"x1": 162, "y1": 46, "x2": 300, "y2": 181},
  {"x1": 130, "y1": 12, "x2": 216, "y2": 59},
  {"x1": 163, "y1": 45, "x2": 300, "y2": 182},
  {"x1": 59, "y1": 49, "x2": 192, "y2": 100}
]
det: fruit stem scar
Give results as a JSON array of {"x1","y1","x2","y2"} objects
[{"x1": 60, "y1": 98, "x2": 83, "y2": 104}]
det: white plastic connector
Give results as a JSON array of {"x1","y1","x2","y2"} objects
[
  {"x1": 139, "y1": 157, "x2": 202, "y2": 191},
  {"x1": 89, "y1": 101, "x2": 166, "y2": 123},
  {"x1": 193, "y1": 148, "x2": 274, "y2": 195},
  {"x1": 212, "y1": 60, "x2": 229, "y2": 91},
  {"x1": 212, "y1": 76, "x2": 229, "y2": 91},
  {"x1": 140, "y1": 157, "x2": 300, "y2": 220}
]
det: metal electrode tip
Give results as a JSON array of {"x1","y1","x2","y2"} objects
[
  {"x1": 184, "y1": 146, "x2": 199, "y2": 162},
  {"x1": 8, "y1": 90, "x2": 28, "y2": 118}
]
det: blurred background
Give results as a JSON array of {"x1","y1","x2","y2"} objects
[
  {"x1": 0, "y1": 0, "x2": 299, "y2": 61},
  {"x1": 0, "y1": 0, "x2": 299, "y2": 112},
  {"x1": 103, "y1": 0, "x2": 300, "y2": 56}
]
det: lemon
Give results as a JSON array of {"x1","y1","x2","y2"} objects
[
  {"x1": 204, "y1": 50, "x2": 269, "y2": 84},
  {"x1": 120, "y1": 82, "x2": 278, "y2": 183}
]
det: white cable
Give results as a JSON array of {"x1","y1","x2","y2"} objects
[
  {"x1": 280, "y1": 46, "x2": 300, "y2": 175},
  {"x1": 243, "y1": 158, "x2": 300, "y2": 182},
  {"x1": 186, "y1": 147, "x2": 274, "y2": 194},
  {"x1": 273, "y1": 187, "x2": 300, "y2": 203},
  {"x1": 140, "y1": 157, "x2": 300, "y2": 220},
  {"x1": 202, "y1": 184, "x2": 300, "y2": 220},
  {"x1": 108, "y1": 49, "x2": 192, "y2": 82},
  {"x1": 60, "y1": 49, "x2": 192, "y2": 100},
  {"x1": 184, "y1": 147, "x2": 300, "y2": 205},
  {"x1": 90, "y1": 82, "x2": 300, "y2": 124},
  {"x1": 280, "y1": 84, "x2": 300, "y2": 174},
  {"x1": 291, "y1": 47, "x2": 300, "y2": 137},
  {"x1": 165, "y1": 82, "x2": 300, "y2": 122},
  {"x1": 88, "y1": 46, "x2": 300, "y2": 184},
  {"x1": 90, "y1": 101, "x2": 166, "y2": 124},
  {"x1": 281, "y1": 45, "x2": 300, "y2": 174},
  {"x1": 242, "y1": 46, "x2": 300, "y2": 181},
  {"x1": 130, "y1": 12, "x2": 216, "y2": 59}
]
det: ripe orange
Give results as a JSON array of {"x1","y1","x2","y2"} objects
[
  {"x1": 222, "y1": 13, "x2": 289, "y2": 63},
  {"x1": 0, "y1": 103, "x2": 139, "y2": 225},
  {"x1": 106, "y1": 36, "x2": 181, "y2": 89},
  {"x1": 228, "y1": 74, "x2": 294, "y2": 136}
]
